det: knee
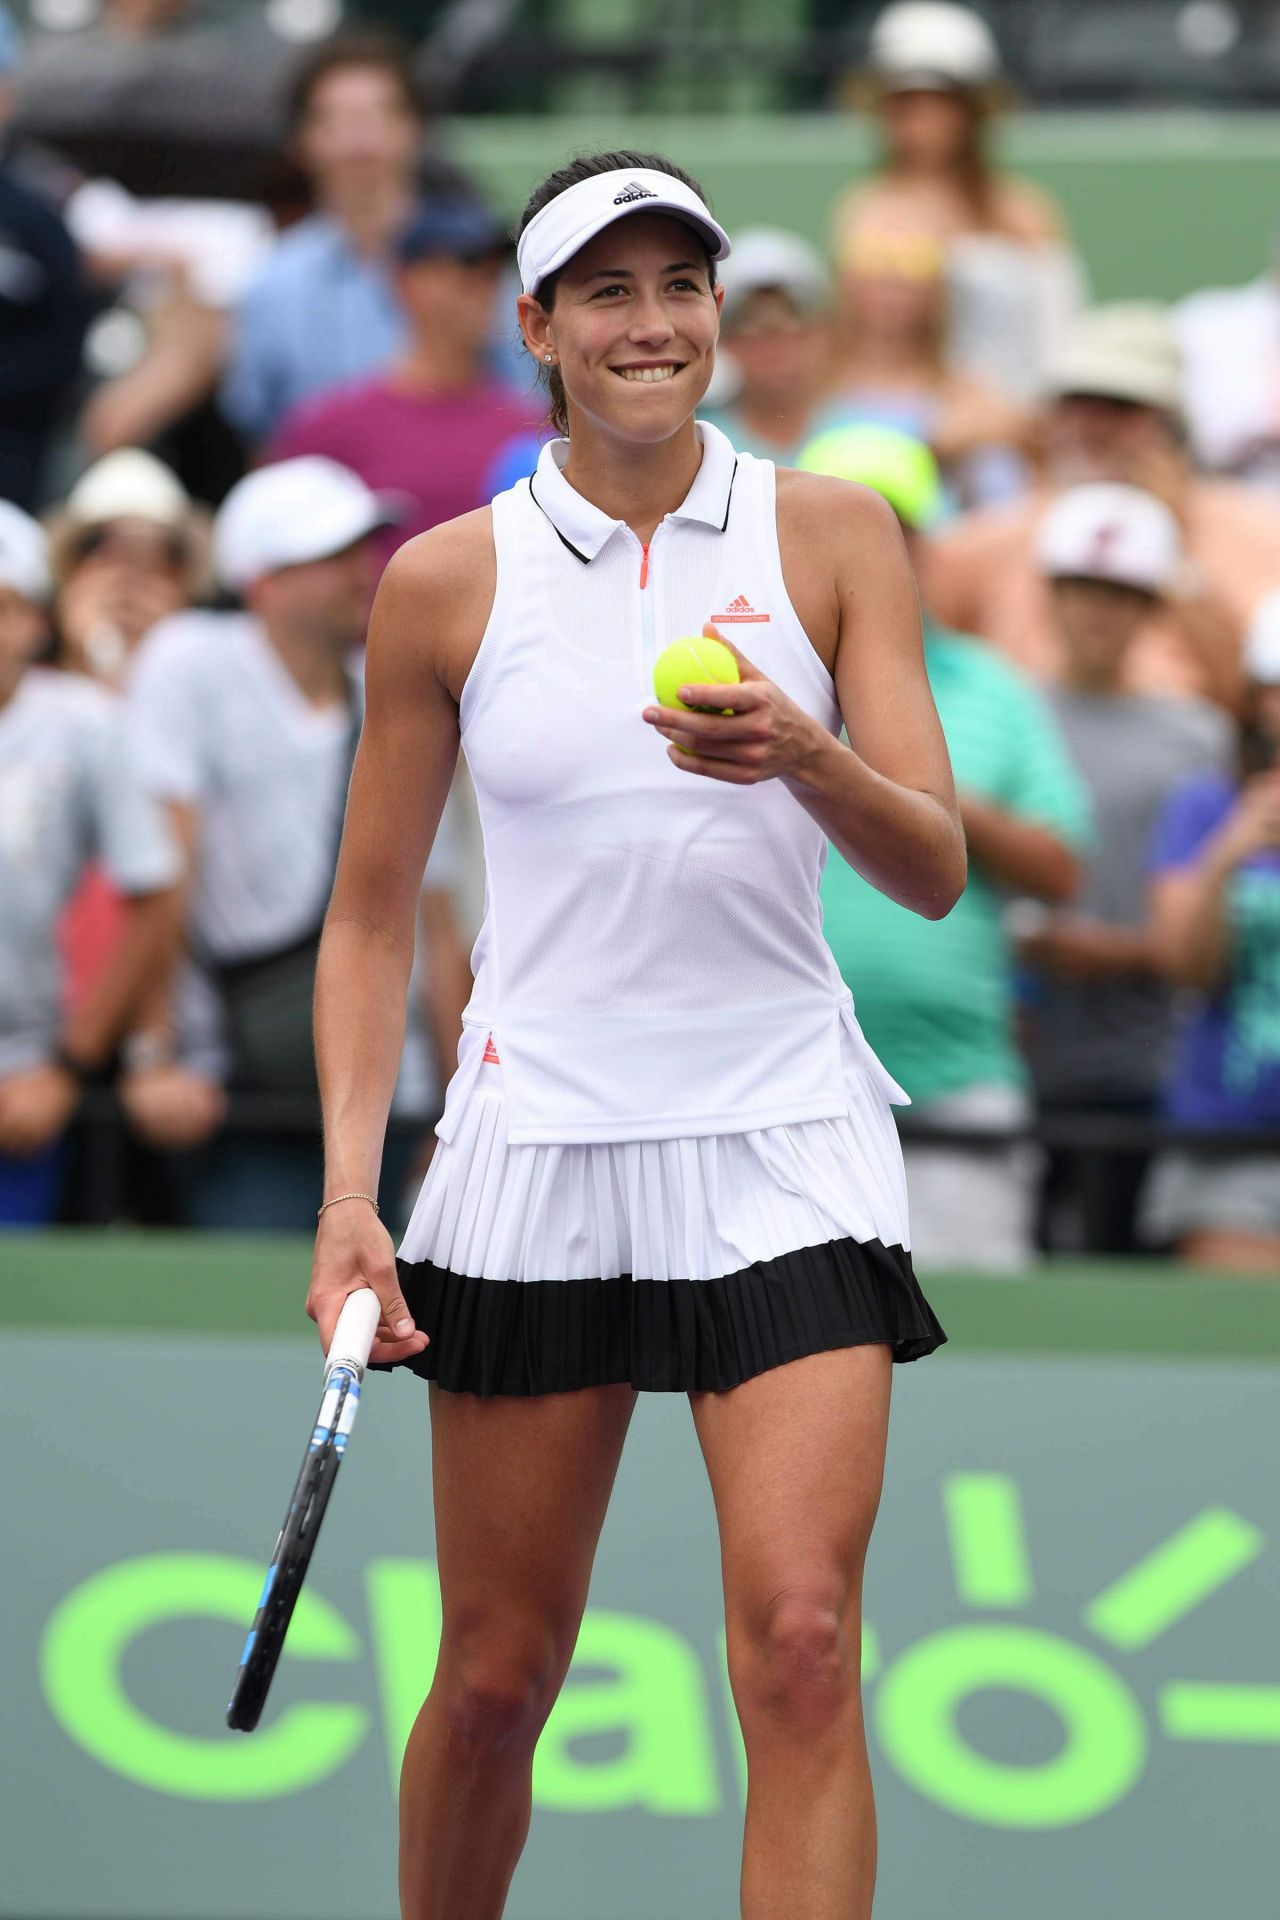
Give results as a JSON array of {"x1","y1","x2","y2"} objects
[
  {"x1": 731, "y1": 1587, "x2": 858, "y2": 1737},
  {"x1": 436, "y1": 1626, "x2": 567, "y2": 1763}
]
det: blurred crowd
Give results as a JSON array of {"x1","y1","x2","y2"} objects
[{"x1": 1, "y1": 0, "x2": 1278, "y2": 1271}]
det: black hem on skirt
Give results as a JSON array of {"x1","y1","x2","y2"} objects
[{"x1": 372, "y1": 1235, "x2": 946, "y2": 1397}]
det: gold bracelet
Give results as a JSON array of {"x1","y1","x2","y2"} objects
[{"x1": 317, "y1": 1191, "x2": 380, "y2": 1219}]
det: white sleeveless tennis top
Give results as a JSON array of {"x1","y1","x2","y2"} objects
[{"x1": 438, "y1": 419, "x2": 906, "y2": 1147}]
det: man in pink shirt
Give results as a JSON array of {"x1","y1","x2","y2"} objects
[
  {"x1": 269, "y1": 198, "x2": 543, "y2": 570},
  {"x1": 924, "y1": 303, "x2": 1280, "y2": 710}
]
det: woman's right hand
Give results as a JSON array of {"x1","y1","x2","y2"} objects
[
  {"x1": 307, "y1": 1200, "x2": 430, "y2": 1366},
  {"x1": 1214, "y1": 771, "x2": 1280, "y2": 868}
]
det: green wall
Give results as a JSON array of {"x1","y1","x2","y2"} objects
[
  {"x1": 451, "y1": 110, "x2": 1280, "y2": 302},
  {"x1": 6, "y1": 1242, "x2": 1280, "y2": 1920}
]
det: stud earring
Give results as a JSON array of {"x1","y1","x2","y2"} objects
[{"x1": 543, "y1": 352, "x2": 554, "y2": 365}]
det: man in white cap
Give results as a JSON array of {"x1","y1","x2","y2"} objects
[
  {"x1": 121, "y1": 455, "x2": 471, "y2": 1229},
  {"x1": 0, "y1": 500, "x2": 179, "y2": 1223},
  {"x1": 1015, "y1": 483, "x2": 1233, "y2": 1254},
  {"x1": 927, "y1": 302, "x2": 1280, "y2": 707}
]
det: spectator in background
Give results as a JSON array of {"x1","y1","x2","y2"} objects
[
  {"x1": 927, "y1": 304, "x2": 1280, "y2": 709},
  {"x1": 47, "y1": 448, "x2": 209, "y2": 689},
  {"x1": 0, "y1": 6, "x2": 89, "y2": 508},
  {"x1": 1175, "y1": 223, "x2": 1280, "y2": 492},
  {"x1": 826, "y1": 220, "x2": 1033, "y2": 508},
  {"x1": 122, "y1": 456, "x2": 471, "y2": 1231},
  {"x1": 46, "y1": 448, "x2": 207, "y2": 1110},
  {"x1": 701, "y1": 228, "x2": 834, "y2": 462},
  {"x1": 835, "y1": 1, "x2": 1084, "y2": 406},
  {"x1": 1142, "y1": 605, "x2": 1280, "y2": 1272},
  {"x1": 0, "y1": 500, "x2": 178, "y2": 1224},
  {"x1": 1016, "y1": 484, "x2": 1233, "y2": 1254},
  {"x1": 269, "y1": 198, "x2": 540, "y2": 567},
  {"x1": 222, "y1": 31, "x2": 450, "y2": 448},
  {"x1": 66, "y1": 180, "x2": 271, "y2": 504},
  {"x1": 800, "y1": 424, "x2": 1091, "y2": 1272}
]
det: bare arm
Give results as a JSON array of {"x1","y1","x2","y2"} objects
[
  {"x1": 1018, "y1": 917, "x2": 1162, "y2": 982},
  {"x1": 959, "y1": 792, "x2": 1080, "y2": 902},
  {"x1": 642, "y1": 478, "x2": 966, "y2": 919},
  {"x1": 81, "y1": 284, "x2": 226, "y2": 455},
  {"x1": 307, "y1": 514, "x2": 493, "y2": 1360},
  {"x1": 1149, "y1": 773, "x2": 1280, "y2": 990},
  {"x1": 61, "y1": 887, "x2": 181, "y2": 1067},
  {"x1": 1150, "y1": 860, "x2": 1234, "y2": 992},
  {"x1": 117, "y1": 802, "x2": 229, "y2": 1150}
]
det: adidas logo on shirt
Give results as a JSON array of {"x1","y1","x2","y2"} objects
[
  {"x1": 613, "y1": 181, "x2": 659, "y2": 205},
  {"x1": 712, "y1": 593, "x2": 770, "y2": 624}
]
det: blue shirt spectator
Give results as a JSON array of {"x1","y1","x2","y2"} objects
[
  {"x1": 221, "y1": 213, "x2": 408, "y2": 445},
  {"x1": 1148, "y1": 773, "x2": 1280, "y2": 1129},
  {"x1": 220, "y1": 31, "x2": 475, "y2": 447}
]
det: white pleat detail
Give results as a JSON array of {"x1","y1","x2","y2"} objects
[{"x1": 399, "y1": 1032, "x2": 912, "y2": 1283}]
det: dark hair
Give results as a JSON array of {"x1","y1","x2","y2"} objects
[
  {"x1": 517, "y1": 150, "x2": 719, "y2": 436},
  {"x1": 287, "y1": 30, "x2": 425, "y2": 136}
]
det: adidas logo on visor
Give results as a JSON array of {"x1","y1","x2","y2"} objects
[{"x1": 613, "y1": 181, "x2": 659, "y2": 205}]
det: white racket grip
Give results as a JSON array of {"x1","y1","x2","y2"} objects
[{"x1": 324, "y1": 1288, "x2": 381, "y2": 1384}]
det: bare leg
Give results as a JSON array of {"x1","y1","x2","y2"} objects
[
  {"x1": 690, "y1": 1345, "x2": 893, "y2": 1920},
  {"x1": 399, "y1": 1380, "x2": 637, "y2": 1920}
]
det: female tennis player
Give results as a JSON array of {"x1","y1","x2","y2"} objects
[{"x1": 307, "y1": 150, "x2": 964, "y2": 1920}]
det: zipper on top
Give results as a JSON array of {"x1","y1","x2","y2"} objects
[{"x1": 636, "y1": 530, "x2": 658, "y2": 657}]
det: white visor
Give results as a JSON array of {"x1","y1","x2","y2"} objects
[{"x1": 517, "y1": 167, "x2": 731, "y2": 297}]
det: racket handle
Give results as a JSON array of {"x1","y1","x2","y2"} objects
[{"x1": 324, "y1": 1288, "x2": 381, "y2": 1382}]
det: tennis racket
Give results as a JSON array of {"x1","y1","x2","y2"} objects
[{"x1": 226, "y1": 1287, "x2": 381, "y2": 1732}]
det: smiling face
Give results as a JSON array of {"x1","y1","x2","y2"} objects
[{"x1": 518, "y1": 213, "x2": 723, "y2": 444}]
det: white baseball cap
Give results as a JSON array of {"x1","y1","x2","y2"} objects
[
  {"x1": 0, "y1": 500, "x2": 51, "y2": 602},
  {"x1": 1243, "y1": 589, "x2": 1280, "y2": 685},
  {"x1": 213, "y1": 458, "x2": 399, "y2": 591},
  {"x1": 1036, "y1": 484, "x2": 1182, "y2": 596},
  {"x1": 865, "y1": 2, "x2": 1004, "y2": 93},
  {"x1": 518, "y1": 166, "x2": 730, "y2": 298},
  {"x1": 718, "y1": 228, "x2": 830, "y2": 326},
  {"x1": 64, "y1": 448, "x2": 192, "y2": 530}
]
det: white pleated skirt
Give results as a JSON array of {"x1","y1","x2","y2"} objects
[
  {"x1": 401, "y1": 1056, "x2": 912, "y2": 1279},
  {"x1": 385, "y1": 1031, "x2": 945, "y2": 1397}
]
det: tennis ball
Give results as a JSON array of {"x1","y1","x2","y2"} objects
[{"x1": 653, "y1": 636, "x2": 740, "y2": 714}]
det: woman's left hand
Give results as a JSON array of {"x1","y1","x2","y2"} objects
[{"x1": 642, "y1": 626, "x2": 825, "y2": 785}]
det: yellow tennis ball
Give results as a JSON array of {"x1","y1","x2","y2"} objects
[{"x1": 652, "y1": 636, "x2": 740, "y2": 714}]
